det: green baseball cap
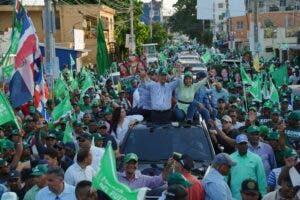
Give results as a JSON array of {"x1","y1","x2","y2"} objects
[
  {"x1": 266, "y1": 131, "x2": 279, "y2": 141},
  {"x1": 184, "y1": 71, "x2": 193, "y2": 78},
  {"x1": 40, "y1": 131, "x2": 48, "y2": 138},
  {"x1": 29, "y1": 106, "x2": 36, "y2": 114},
  {"x1": 124, "y1": 153, "x2": 138, "y2": 163},
  {"x1": 248, "y1": 107, "x2": 257, "y2": 112},
  {"x1": 271, "y1": 109, "x2": 280, "y2": 115},
  {"x1": 98, "y1": 121, "x2": 107, "y2": 128},
  {"x1": 287, "y1": 112, "x2": 300, "y2": 121},
  {"x1": 283, "y1": 148, "x2": 297, "y2": 158},
  {"x1": 31, "y1": 164, "x2": 48, "y2": 176},
  {"x1": 10, "y1": 129, "x2": 20, "y2": 136},
  {"x1": 281, "y1": 98, "x2": 289, "y2": 103},
  {"x1": 263, "y1": 101, "x2": 273, "y2": 109},
  {"x1": 294, "y1": 96, "x2": 300, "y2": 101},
  {"x1": 247, "y1": 126, "x2": 260, "y2": 134},
  {"x1": 93, "y1": 133, "x2": 104, "y2": 141},
  {"x1": 103, "y1": 108, "x2": 113, "y2": 115},
  {"x1": 259, "y1": 125, "x2": 269, "y2": 136},
  {"x1": 46, "y1": 133, "x2": 57, "y2": 139},
  {"x1": 91, "y1": 101, "x2": 99, "y2": 107},
  {"x1": 3, "y1": 139, "x2": 15, "y2": 150},
  {"x1": 167, "y1": 172, "x2": 192, "y2": 188},
  {"x1": 158, "y1": 67, "x2": 168, "y2": 76},
  {"x1": 231, "y1": 103, "x2": 239, "y2": 108}
]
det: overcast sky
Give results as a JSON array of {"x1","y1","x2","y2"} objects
[{"x1": 142, "y1": 0, "x2": 177, "y2": 16}]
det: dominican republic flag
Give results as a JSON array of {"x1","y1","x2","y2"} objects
[
  {"x1": 9, "y1": 0, "x2": 44, "y2": 108},
  {"x1": 34, "y1": 72, "x2": 50, "y2": 120}
]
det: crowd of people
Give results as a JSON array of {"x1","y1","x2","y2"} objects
[{"x1": 0, "y1": 45, "x2": 300, "y2": 200}]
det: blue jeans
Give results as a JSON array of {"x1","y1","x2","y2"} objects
[
  {"x1": 174, "y1": 106, "x2": 186, "y2": 122},
  {"x1": 186, "y1": 102, "x2": 211, "y2": 124}
]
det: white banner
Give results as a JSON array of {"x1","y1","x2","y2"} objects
[{"x1": 74, "y1": 29, "x2": 85, "y2": 50}]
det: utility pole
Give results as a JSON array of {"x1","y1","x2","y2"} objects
[
  {"x1": 44, "y1": 0, "x2": 56, "y2": 97},
  {"x1": 253, "y1": 0, "x2": 259, "y2": 54},
  {"x1": 129, "y1": 0, "x2": 136, "y2": 55},
  {"x1": 149, "y1": 0, "x2": 153, "y2": 40}
]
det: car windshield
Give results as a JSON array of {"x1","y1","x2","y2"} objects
[{"x1": 121, "y1": 125, "x2": 213, "y2": 162}]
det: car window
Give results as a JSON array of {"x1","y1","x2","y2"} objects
[{"x1": 121, "y1": 126, "x2": 213, "y2": 162}]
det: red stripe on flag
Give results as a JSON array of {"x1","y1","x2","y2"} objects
[{"x1": 15, "y1": 34, "x2": 37, "y2": 68}]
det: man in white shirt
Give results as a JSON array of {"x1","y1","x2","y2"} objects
[
  {"x1": 76, "y1": 133, "x2": 104, "y2": 172},
  {"x1": 35, "y1": 167, "x2": 76, "y2": 200},
  {"x1": 64, "y1": 149, "x2": 96, "y2": 186}
]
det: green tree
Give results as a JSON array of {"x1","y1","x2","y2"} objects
[
  {"x1": 146, "y1": 22, "x2": 168, "y2": 49},
  {"x1": 167, "y1": 0, "x2": 212, "y2": 46}
]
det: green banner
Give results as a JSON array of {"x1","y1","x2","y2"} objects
[
  {"x1": 52, "y1": 94, "x2": 72, "y2": 122},
  {"x1": 63, "y1": 122, "x2": 74, "y2": 143},
  {"x1": 271, "y1": 65, "x2": 288, "y2": 87},
  {"x1": 0, "y1": 92, "x2": 20, "y2": 129},
  {"x1": 92, "y1": 143, "x2": 148, "y2": 200},
  {"x1": 270, "y1": 80, "x2": 279, "y2": 105}
]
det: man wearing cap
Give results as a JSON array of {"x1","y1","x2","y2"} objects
[
  {"x1": 240, "y1": 179, "x2": 260, "y2": 200},
  {"x1": 247, "y1": 125, "x2": 277, "y2": 177},
  {"x1": 140, "y1": 66, "x2": 182, "y2": 123},
  {"x1": 174, "y1": 71, "x2": 207, "y2": 122},
  {"x1": 280, "y1": 98, "x2": 292, "y2": 119},
  {"x1": 258, "y1": 101, "x2": 272, "y2": 125},
  {"x1": 228, "y1": 134, "x2": 267, "y2": 200},
  {"x1": 80, "y1": 94, "x2": 92, "y2": 114},
  {"x1": 285, "y1": 112, "x2": 300, "y2": 144},
  {"x1": 0, "y1": 159, "x2": 9, "y2": 184},
  {"x1": 2, "y1": 139, "x2": 23, "y2": 171},
  {"x1": 203, "y1": 153, "x2": 236, "y2": 200},
  {"x1": 76, "y1": 132, "x2": 104, "y2": 172},
  {"x1": 70, "y1": 102, "x2": 84, "y2": 123},
  {"x1": 267, "y1": 148, "x2": 298, "y2": 192},
  {"x1": 6, "y1": 170, "x2": 25, "y2": 199},
  {"x1": 97, "y1": 121, "x2": 118, "y2": 151},
  {"x1": 117, "y1": 153, "x2": 171, "y2": 190},
  {"x1": 266, "y1": 131, "x2": 286, "y2": 167},
  {"x1": 207, "y1": 82, "x2": 229, "y2": 109},
  {"x1": 173, "y1": 154, "x2": 205, "y2": 200},
  {"x1": 157, "y1": 172, "x2": 192, "y2": 200},
  {"x1": 266, "y1": 108, "x2": 283, "y2": 130},
  {"x1": 23, "y1": 164, "x2": 48, "y2": 200},
  {"x1": 210, "y1": 116, "x2": 239, "y2": 154},
  {"x1": 65, "y1": 149, "x2": 95, "y2": 186}
]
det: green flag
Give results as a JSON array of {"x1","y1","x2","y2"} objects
[
  {"x1": 96, "y1": 20, "x2": 110, "y2": 76},
  {"x1": 52, "y1": 94, "x2": 72, "y2": 122},
  {"x1": 269, "y1": 64, "x2": 275, "y2": 73},
  {"x1": 70, "y1": 54, "x2": 75, "y2": 67},
  {"x1": 92, "y1": 143, "x2": 148, "y2": 199},
  {"x1": 0, "y1": 92, "x2": 20, "y2": 129},
  {"x1": 240, "y1": 65, "x2": 253, "y2": 85},
  {"x1": 201, "y1": 51, "x2": 211, "y2": 64},
  {"x1": 63, "y1": 122, "x2": 74, "y2": 143},
  {"x1": 54, "y1": 78, "x2": 67, "y2": 99},
  {"x1": 2, "y1": 64, "x2": 14, "y2": 78},
  {"x1": 271, "y1": 65, "x2": 288, "y2": 87},
  {"x1": 270, "y1": 80, "x2": 280, "y2": 105},
  {"x1": 249, "y1": 78, "x2": 262, "y2": 102},
  {"x1": 80, "y1": 72, "x2": 94, "y2": 94}
]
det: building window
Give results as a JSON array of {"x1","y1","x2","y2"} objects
[
  {"x1": 83, "y1": 15, "x2": 97, "y2": 39},
  {"x1": 236, "y1": 21, "x2": 244, "y2": 29},
  {"x1": 219, "y1": 15, "x2": 223, "y2": 20},
  {"x1": 55, "y1": 12, "x2": 60, "y2": 30},
  {"x1": 154, "y1": 10, "x2": 160, "y2": 16},
  {"x1": 218, "y1": 3, "x2": 223, "y2": 8},
  {"x1": 100, "y1": 16, "x2": 109, "y2": 31},
  {"x1": 258, "y1": 1, "x2": 264, "y2": 8},
  {"x1": 280, "y1": 0, "x2": 286, "y2": 7}
]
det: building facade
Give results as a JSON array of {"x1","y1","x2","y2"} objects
[
  {"x1": 0, "y1": 4, "x2": 115, "y2": 64},
  {"x1": 140, "y1": 0, "x2": 163, "y2": 25}
]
